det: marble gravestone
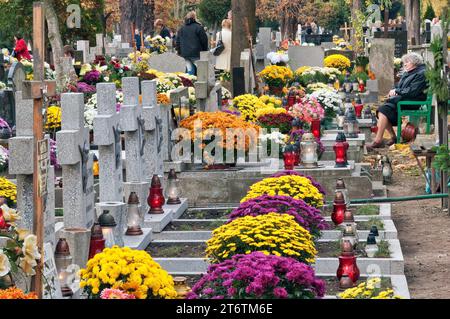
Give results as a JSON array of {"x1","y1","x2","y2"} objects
[
  {"x1": 195, "y1": 51, "x2": 222, "y2": 112},
  {"x1": 94, "y1": 82, "x2": 126, "y2": 246},
  {"x1": 288, "y1": 46, "x2": 325, "y2": 70},
  {"x1": 148, "y1": 52, "x2": 186, "y2": 73},
  {"x1": 258, "y1": 27, "x2": 273, "y2": 65},
  {"x1": 8, "y1": 93, "x2": 56, "y2": 248},
  {"x1": 56, "y1": 93, "x2": 95, "y2": 229},
  {"x1": 141, "y1": 80, "x2": 164, "y2": 178},
  {"x1": 240, "y1": 49, "x2": 255, "y2": 95},
  {"x1": 369, "y1": 38, "x2": 394, "y2": 96},
  {"x1": 120, "y1": 77, "x2": 150, "y2": 224}
]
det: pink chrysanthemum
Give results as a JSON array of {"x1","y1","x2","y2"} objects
[{"x1": 100, "y1": 288, "x2": 136, "y2": 299}]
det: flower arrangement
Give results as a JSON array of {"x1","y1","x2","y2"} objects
[
  {"x1": 188, "y1": 87, "x2": 196, "y2": 105},
  {"x1": 0, "y1": 287, "x2": 38, "y2": 299},
  {"x1": 84, "y1": 94, "x2": 97, "y2": 130},
  {"x1": 0, "y1": 82, "x2": 6, "y2": 90},
  {"x1": 394, "y1": 58, "x2": 402, "y2": 72},
  {"x1": 82, "y1": 69, "x2": 104, "y2": 85},
  {"x1": 104, "y1": 58, "x2": 133, "y2": 88},
  {"x1": 258, "y1": 131, "x2": 288, "y2": 157},
  {"x1": 145, "y1": 35, "x2": 170, "y2": 54},
  {"x1": 232, "y1": 94, "x2": 267, "y2": 122},
  {"x1": 157, "y1": 93, "x2": 170, "y2": 105},
  {"x1": 270, "y1": 170, "x2": 326, "y2": 196},
  {"x1": 258, "y1": 65, "x2": 294, "y2": 88},
  {"x1": 309, "y1": 88, "x2": 343, "y2": 118},
  {"x1": 257, "y1": 113, "x2": 294, "y2": 134},
  {"x1": 338, "y1": 278, "x2": 402, "y2": 299},
  {"x1": 45, "y1": 106, "x2": 62, "y2": 131},
  {"x1": 49, "y1": 138, "x2": 60, "y2": 169},
  {"x1": 76, "y1": 82, "x2": 97, "y2": 94},
  {"x1": 128, "y1": 51, "x2": 151, "y2": 62},
  {"x1": 1, "y1": 227, "x2": 41, "y2": 280},
  {"x1": 79, "y1": 246, "x2": 177, "y2": 299},
  {"x1": 306, "y1": 82, "x2": 333, "y2": 93},
  {"x1": 324, "y1": 54, "x2": 351, "y2": 71},
  {"x1": 205, "y1": 213, "x2": 317, "y2": 264},
  {"x1": 241, "y1": 175, "x2": 324, "y2": 208},
  {"x1": 20, "y1": 59, "x2": 55, "y2": 81},
  {"x1": 179, "y1": 112, "x2": 260, "y2": 153},
  {"x1": 222, "y1": 87, "x2": 232, "y2": 101},
  {"x1": 0, "y1": 146, "x2": 8, "y2": 172},
  {"x1": 156, "y1": 78, "x2": 176, "y2": 94},
  {"x1": 267, "y1": 51, "x2": 289, "y2": 65},
  {"x1": 229, "y1": 195, "x2": 328, "y2": 238},
  {"x1": 219, "y1": 71, "x2": 231, "y2": 82},
  {"x1": 254, "y1": 105, "x2": 286, "y2": 119},
  {"x1": 295, "y1": 66, "x2": 341, "y2": 86},
  {"x1": 289, "y1": 96, "x2": 324, "y2": 123},
  {"x1": 187, "y1": 252, "x2": 325, "y2": 299},
  {"x1": 259, "y1": 95, "x2": 283, "y2": 108},
  {"x1": 0, "y1": 178, "x2": 16, "y2": 206},
  {"x1": 100, "y1": 288, "x2": 136, "y2": 299}
]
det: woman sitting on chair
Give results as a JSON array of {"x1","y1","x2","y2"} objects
[{"x1": 368, "y1": 52, "x2": 428, "y2": 149}]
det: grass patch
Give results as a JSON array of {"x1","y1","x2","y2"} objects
[
  {"x1": 359, "y1": 217, "x2": 384, "y2": 231},
  {"x1": 374, "y1": 240, "x2": 390, "y2": 258},
  {"x1": 355, "y1": 205, "x2": 379, "y2": 216}
]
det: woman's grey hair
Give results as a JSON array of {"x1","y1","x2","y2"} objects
[{"x1": 401, "y1": 52, "x2": 424, "y2": 66}]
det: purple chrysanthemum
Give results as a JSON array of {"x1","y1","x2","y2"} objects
[
  {"x1": 229, "y1": 195, "x2": 328, "y2": 238},
  {"x1": 187, "y1": 252, "x2": 325, "y2": 299}
]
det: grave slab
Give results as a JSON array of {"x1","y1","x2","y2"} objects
[{"x1": 123, "y1": 228, "x2": 153, "y2": 250}]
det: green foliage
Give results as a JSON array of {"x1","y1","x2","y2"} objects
[
  {"x1": 432, "y1": 145, "x2": 450, "y2": 174},
  {"x1": 423, "y1": 1, "x2": 436, "y2": 21},
  {"x1": 198, "y1": 0, "x2": 231, "y2": 29},
  {"x1": 321, "y1": 0, "x2": 351, "y2": 33},
  {"x1": 0, "y1": 0, "x2": 104, "y2": 50}
]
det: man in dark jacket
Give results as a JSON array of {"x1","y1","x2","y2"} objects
[
  {"x1": 175, "y1": 11, "x2": 208, "y2": 75},
  {"x1": 368, "y1": 52, "x2": 428, "y2": 149},
  {"x1": 154, "y1": 19, "x2": 172, "y2": 39}
]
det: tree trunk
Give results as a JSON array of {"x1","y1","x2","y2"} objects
[
  {"x1": 351, "y1": 0, "x2": 361, "y2": 47},
  {"x1": 120, "y1": 0, "x2": 144, "y2": 44},
  {"x1": 143, "y1": 0, "x2": 155, "y2": 35},
  {"x1": 44, "y1": 0, "x2": 66, "y2": 89},
  {"x1": 405, "y1": 0, "x2": 421, "y2": 45},
  {"x1": 231, "y1": 0, "x2": 255, "y2": 70}
]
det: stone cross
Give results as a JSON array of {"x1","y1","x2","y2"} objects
[
  {"x1": 195, "y1": 51, "x2": 222, "y2": 112},
  {"x1": 56, "y1": 93, "x2": 95, "y2": 229},
  {"x1": 240, "y1": 49, "x2": 255, "y2": 94},
  {"x1": 340, "y1": 22, "x2": 353, "y2": 41},
  {"x1": 8, "y1": 92, "x2": 56, "y2": 248},
  {"x1": 141, "y1": 80, "x2": 164, "y2": 177},
  {"x1": 120, "y1": 77, "x2": 150, "y2": 218},
  {"x1": 93, "y1": 83, "x2": 126, "y2": 246},
  {"x1": 94, "y1": 83, "x2": 124, "y2": 202}
]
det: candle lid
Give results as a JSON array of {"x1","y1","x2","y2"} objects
[
  {"x1": 98, "y1": 210, "x2": 117, "y2": 227},
  {"x1": 151, "y1": 174, "x2": 162, "y2": 188},
  {"x1": 55, "y1": 238, "x2": 71, "y2": 257},
  {"x1": 336, "y1": 132, "x2": 347, "y2": 142},
  {"x1": 334, "y1": 191, "x2": 345, "y2": 204},
  {"x1": 168, "y1": 168, "x2": 178, "y2": 180},
  {"x1": 128, "y1": 192, "x2": 140, "y2": 205},
  {"x1": 343, "y1": 211, "x2": 354, "y2": 222},
  {"x1": 302, "y1": 133, "x2": 315, "y2": 142},
  {"x1": 367, "y1": 234, "x2": 377, "y2": 245}
]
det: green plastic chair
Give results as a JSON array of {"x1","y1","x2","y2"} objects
[{"x1": 396, "y1": 95, "x2": 433, "y2": 143}]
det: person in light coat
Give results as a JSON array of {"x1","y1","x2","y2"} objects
[{"x1": 214, "y1": 19, "x2": 232, "y2": 72}]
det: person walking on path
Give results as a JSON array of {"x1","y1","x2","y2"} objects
[
  {"x1": 154, "y1": 19, "x2": 172, "y2": 39},
  {"x1": 175, "y1": 11, "x2": 208, "y2": 75},
  {"x1": 214, "y1": 19, "x2": 232, "y2": 72},
  {"x1": 13, "y1": 34, "x2": 31, "y2": 61}
]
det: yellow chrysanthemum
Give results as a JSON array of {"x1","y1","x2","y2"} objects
[
  {"x1": 206, "y1": 213, "x2": 317, "y2": 264},
  {"x1": 79, "y1": 246, "x2": 177, "y2": 299}
]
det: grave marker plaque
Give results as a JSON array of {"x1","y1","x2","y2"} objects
[{"x1": 374, "y1": 31, "x2": 407, "y2": 58}]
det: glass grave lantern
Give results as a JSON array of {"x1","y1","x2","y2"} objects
[
  {"x1": 55, "y1": 238, "x2": 73, "y2": 298},
  {"x1": 344, "y1": 109, "x2": 359, "y2": 139},
  {"x1": 98, "y1": 210, "x2": 117, "y2": 248},
  {"x1": 334, "y1": 132, "x2": 349, "y2": 168},
  {"x1": 310, "y1": 113, "x2": 321, "y2": 139},
  {"x1": 165, "y1": 169, "x2": 182, "y2": 205},
  {"x1": 125, "y1": 192, "x2": 143, "y2": 236},
  {"x1": 300, "y1": 133, "x2": 318, "y2": 168},
  {"x1": 148, "y1": 175, "x2": 165, "y2": 214},
  {"x1": 335, "y1": 178, "x2": 349, "y2": 205},
  {"x1": 365, "y1": 234, "x2": 378, "y2": 258},
  {"x1": 354, "y1": 97, "x2": 363, "y2": 118},
  {"x1": 332, "y1": 191, "x2": 346, "y2": 225},
  {"x1": 88, "y1": 222, "x2": 105, "y2": 259},
  {"x1": 283, "y1": 144, "x2": 297, "y2": 170},
  {"x1": 337, "y1": 240, "x2": 360, "y2": 284},
  {"x1": 336, "y1": 108, "x2": 346, "y2": 130},
  {"x1": 362, "y1": 106, "x2": 372, "y2": 119}
]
